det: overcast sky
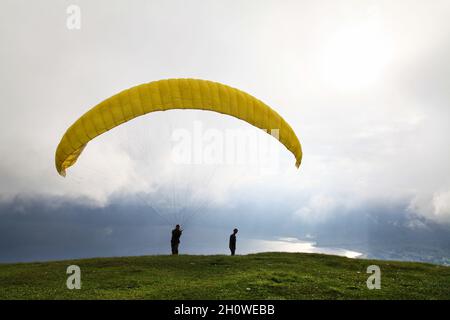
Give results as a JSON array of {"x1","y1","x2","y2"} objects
[{"x1": 1, "y1": 0, "x2": 450, "y2": 262}]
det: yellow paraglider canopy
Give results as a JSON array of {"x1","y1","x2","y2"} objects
[{"x1": 55, "y1": 78, "x2": 302, "y2": 176}]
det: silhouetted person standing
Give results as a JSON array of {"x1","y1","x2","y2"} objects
[
  {"x1": 171, "y1": 224, "x2": 183, "y2": 255},
  {"x1": 229, "y1": 228, "x2": 238, "y2": 256}
]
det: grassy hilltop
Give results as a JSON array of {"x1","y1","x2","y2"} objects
[{"x1": 0, "y1": 252, "x2": 449, "y2": 299}]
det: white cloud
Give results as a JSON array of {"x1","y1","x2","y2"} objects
[
  {"x1": 294, "y1": 194, "x2": 339, "y2": 222},
  {"x1": 408, "y1": 191, "x2": 450, "y2": 224}
]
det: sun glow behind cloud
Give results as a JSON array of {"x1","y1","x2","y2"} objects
[{"x1": 317, "y1": 19, "x2": 393, "y2": 92}]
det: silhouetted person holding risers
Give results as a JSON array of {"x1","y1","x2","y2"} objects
[
  {"x1": 229, "y1": 228, "x2": 238, "y2": 256},
  {"x1": 171, "y1": 224, "x2": 183, "y2": 255}
]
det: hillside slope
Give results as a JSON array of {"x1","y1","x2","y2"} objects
[{"x1": 0, "y1": 253, "x2": 449, "y2": 299}]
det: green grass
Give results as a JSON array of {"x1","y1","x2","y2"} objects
[{"x1": 0, "y1": 252, "x2": 449, "y2": 299}]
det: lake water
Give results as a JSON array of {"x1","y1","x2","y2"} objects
[{"x1": 237, "y1": 237, "x2": 363, "y2": 258}]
